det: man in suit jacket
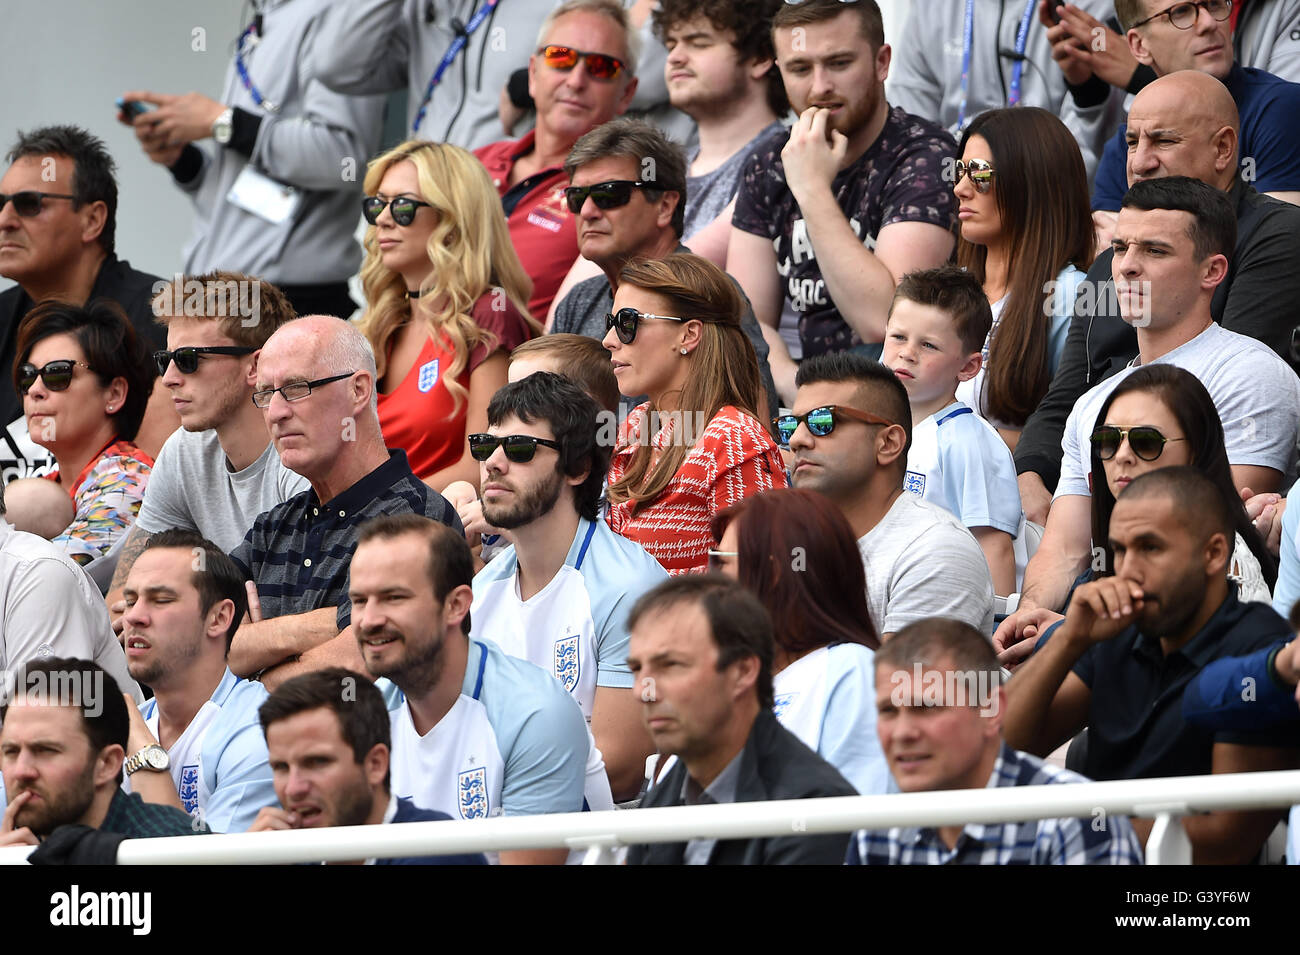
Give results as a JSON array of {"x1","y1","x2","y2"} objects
[{"x1": 625, "y1": 574, "x2": 857, "y2": 865}]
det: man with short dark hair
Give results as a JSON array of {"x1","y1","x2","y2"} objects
[
  {"x1": 225, "y1": 317, "x2": 461, "y2": 689},
  {"x1": 728, "y1": 0, "x2": 957, "y2": 401},
  {"x1": 626, "y1": 574, "x2": 856, "y2": 865},
  {"x1": 0, "y1": 658, "x2": 201, "y2": 851},
  {"x1": 350, "y1": 514, "x2": 589, "y2": 865},
  {"x1": 551, "y1": 116, "x2": 777, "y2": 413},
  {"x1": 0, "y1": 125, "x2": 174, "y2": 474},
  {"x1": 1003, "y1": 467, "x2": 1300, "y2": 863},
  {"x1": 787, "y1": 351, "x2": 994, "y2": 637},
  {"x1": 847, "y1": 617, "x2": 1143, "y2": 865},
  {"x1": 106, "y1": 272, "x2": 307, "y2": 626},
  {"x1": 999, "y1": 176, "x2": 1300, "y2": 656},
  {"x1": 250, "y1": 667, "x2": 486, "y2": 865},
  {"x1": 119, "y1": 530, "x2": 275, "y2": 833},
  {"x1": 469, "y1": 373, "x2": 664, "y2": 801}
]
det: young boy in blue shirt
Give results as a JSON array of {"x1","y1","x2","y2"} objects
[{"x1": 881, "y1": 267, "x2": 1023, "y2": 595}]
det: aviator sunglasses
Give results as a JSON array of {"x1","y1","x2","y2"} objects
[
  {"x1": 953, "y1": 159, "x2": 995, "y2": 194},
  {"x1": 468, "y1": 433, "x2": 563, "y2": 463},
  {"x1": 1090, "y1": 425, "x2": 1186, "y2": 462}
]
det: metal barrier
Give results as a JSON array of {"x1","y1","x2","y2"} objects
[{"x1": 1, "y1": 769, "x2": 1296, "y2": 865}]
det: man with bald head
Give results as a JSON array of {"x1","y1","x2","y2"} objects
[
  {"x1": 1088, "y1": 0, "x2": 1300, "y2": 218},
  {"x1": 1003, "y1": 467, "x2": 1300, "y2": 864},
  {"x1": 225, "y1": 316, "x2": 461, "y2": 690},
  {"x1": 1015, "y1": 70, "x2": 1300, "y2": 525}
]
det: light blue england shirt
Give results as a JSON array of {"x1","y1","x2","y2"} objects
[
  {"x1": 127, "y1": 668, "x2": 273, "y2": 833},
  {"x1": 469, "y1": 517, "x2": 666, "y2": 717},
  {"x1": 383, "y1": 639, "x2": 589, "y2": 821}
]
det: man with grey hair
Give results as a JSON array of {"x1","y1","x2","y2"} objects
[
  {"x1": 551, "y1": 117, "x2": 778, "y2": 414},
  {"x1": 225, "y1": 316, "x2": 461, "y2": 691},
  {"x1": 475, "y1": 0, "x2": 641, "y2": 319}
]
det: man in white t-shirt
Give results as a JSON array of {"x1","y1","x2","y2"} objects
[
  {"x1": 118, "y1": 530, "x2": 274, "y2": 833},
  {"x1": 997, "y1": 177, "x2": 1300, "y2": 664},
  {"x1": 107, "y1": 272, "x2": 306, "y2": 627},
  {"x1": 349, "y1": 514, "x2": 590, "y2": 866},
  {"x1": 469, "y1": 373, "x2": 662, "y2": 801},
  {"x1": 784, "y1": 351, "x2": 994, "y2": 638}
]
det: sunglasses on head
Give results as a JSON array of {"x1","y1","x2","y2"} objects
[
  {"x1": 604, "y1": 307, "x2": 688, "y2": 345},
  {"x1": 0, "y1": 191, "x2": 78, "y2": 218},
  {"x1": 468, "y1": 433, "x2": 563, "y2": 463},
  {"x1": 1090, "y1": 425, "x2": 1186, "y2": 461},
  {"x1": 17, "y1": 359, "x2": 93, "y2": 395},
  {"x1": 563, "y1": 180, "x2": 649, "y2": 214},
  {"x1": 154, "y1": 346, "x2": 255, "y2": 376},
  {"x1": 773, "y1": 404, "x2": 894, "y2": 447},
  {"x1": 539, "y1": 44, "x2": 625, "y2": 80},
  {"x1": 953, "y1": 158, "x2": 995, "y2": 194},
  {"x1": 361, "y1": 195, "x2": 433, "y2": 226}
]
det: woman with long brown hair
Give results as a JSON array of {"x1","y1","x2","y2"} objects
[
  {"x1": 953, "y1": 107, "x2": 1094, "y2": 450},
  {"x1": 359, "y1": 140, "x2": 539, "y2": 492},
  {"x1": 711, "y1": 487, "x2": 887, "y2": 795},
  {"x1": 603, "y1": 253, "x2": 787, "y2": 574}
]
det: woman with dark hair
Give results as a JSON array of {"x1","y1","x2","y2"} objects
[
  {"x1": 998, "y1": 365, "x2": 1274, "y2": 666},
  {"x1": 604, "y1": 252, "x2": 787, "y2": 574},
  {"x1": 14, "y1": 299, "x2": 155, "y2": 564},
  {"x1": 711, "y1": 488, "x2": 887, "y2": 795},
  {"x1": 953, "y1": 107, "x2": 1094, "y2": 449}
]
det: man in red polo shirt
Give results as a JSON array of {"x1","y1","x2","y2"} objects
[{"x1": 475, "y1": 0, "x2": 639, "y2": 321}]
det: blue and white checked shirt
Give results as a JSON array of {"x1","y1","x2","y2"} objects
[{"x1": 845, "y1": 744, "x2": 1144, "y2": 865}]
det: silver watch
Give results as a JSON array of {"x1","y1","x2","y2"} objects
[
  {"x1": 124, "y1": 744, "x2": 170, "y2": 776},
  {"x1": 212, "y1": 107, "x2": 234, "y2": 145}
]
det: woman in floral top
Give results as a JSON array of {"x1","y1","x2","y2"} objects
[
  {"x1": 15, "y1": 300, "x2": 154, "y2": 565},
  {"x1": 603, "y1": 253, "x2": 787, "y2": 574}
]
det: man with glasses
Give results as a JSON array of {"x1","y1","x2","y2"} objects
[
  {"x1": 1084, "y1": 0, "x2": 1300, "y2": 229},
  {"x1": 784, "y1": 351, "x2": 994, "y2": 639},
  {"x1": 1002, "y1": 467, "x2": 1300, "y2": 863},
  {"x1": 997, "y1": 177, "x2": 1300, "y2": 661},
  {"x1": 223, "y1": 316, "x2": 461, "y2": 691},
  {"x1": 728, "y1": 0, "x2": 958, "y2": 403},
  {"x1": 105, "y1": 273, "x2": 307, "y2": 628},
  {"x1": 474, "y1": 0, "x2": 640, "y2": 320},
  {"x1": 468, "y1": 373, "x2": 664, "y2": 802},
  {"x1": 119, "y1": 3, "x2": 384, "y2": 321},
  {"x1": 550, "y1": 117, "x2": 778, "y2": 415},
  {"x1": 0, "y1": 126, "x2": 176, "y2": 477}
]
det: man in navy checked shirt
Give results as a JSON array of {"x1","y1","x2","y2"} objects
[{"x1": 846, "y1": 618, "x2": 1143, "y2": 865}]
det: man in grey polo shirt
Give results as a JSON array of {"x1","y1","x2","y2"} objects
[{"x1": 225, "y1": 316, "x2": 460, "y2": 690}]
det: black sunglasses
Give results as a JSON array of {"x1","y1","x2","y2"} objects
[
  {"x1": 1090, "y1": 425, "x2": 1186, "y2": 462},
  {"x1": 563, "y1": 180, "x2": 650, "y2": 214},
  {"x1": 468, "y1": 433, "x2": 563, "y2": 463},
  {"x1": 362, "y1": 195, "x2": 433, "y2": 226},
  {"x1": 0, "y1": 191, "x2": 78, "y2": 218},
  {"x1": 773, "y1": 404, "x2": 895, "y2": 447},
  {"x1": 17, "y1": 359, "x2": 94, "y2": 395},
  {"x1": 154, "y1": 346, "x2": 255, "y2": 376},
  {"x1": 604, "y1": 307, "x2": 689, "y2": 345}
]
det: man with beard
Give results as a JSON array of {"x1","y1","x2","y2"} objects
[
  {"x1": 1002, "y1": 467, "x2": 1300, "y2": 863},
  {"x1": 0, "y1": 658, "x2": 201, "y2": 848},
  {"x1": 348, "y1": 514, "x2": 590, "y2": 865},
  {"x1": 250, "y1": 668, "x2": 485, "y2": 865},
  {"x1": 727, "y1": 0, "x2": 957, "y2": 401},
  {"x1": 118, "y1": 530, "x2": 275, "y2": 833},
  {"x1": 468, "y1": 373, "x2": 664, "y2": 801}
]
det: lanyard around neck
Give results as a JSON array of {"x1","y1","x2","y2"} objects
[{"x1": 956, "y1": 0, "x2": 1038, "y2": 131}]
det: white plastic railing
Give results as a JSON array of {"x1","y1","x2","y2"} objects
[{"x1": 1, "y1": 769, "x2": 1296, "y2": 865}]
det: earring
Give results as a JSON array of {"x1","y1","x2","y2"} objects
[{"x1": 680, "y1": 348, "x2": 688, "y2": 355}]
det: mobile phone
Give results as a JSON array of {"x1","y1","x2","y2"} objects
[
  {"x1": 1047, "y1": 1, "x2": 1066, "y2": 23},
  {"x1": 115, "y1": 98, "x2": 152, "y2": 119}
]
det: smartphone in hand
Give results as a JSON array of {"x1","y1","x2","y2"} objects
[{"x1": 115, "y1": 97, "x2": 152, "y2": 119}]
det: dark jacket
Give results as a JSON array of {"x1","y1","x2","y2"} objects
[
  {"x1": 628, "y1": 709, "x2": 858, "y2": 865},
  {"x1": 1015, "y1": 179, "x2": 1300, "y2": 491}
]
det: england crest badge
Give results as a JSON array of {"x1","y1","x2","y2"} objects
[
  {"x1": 458, "y1": 767, "x2": 489, "y2": 819},
  {"x1": 417, "y1": 358, "x2": 440, "y2": 393},
  {"x1": 553, "y1": 634, "x2": 580, "y2": 693},
  {"x1": 903, "y1": 470, "x2": 926, "y2": 496}
]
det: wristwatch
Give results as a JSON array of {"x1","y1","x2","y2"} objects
[
  {"x1": 212, "y1": 107, "x2": 234, "y2": 145},
  {"x1": 124, "y1": 744, "x2": 170, "y2": 776}
]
